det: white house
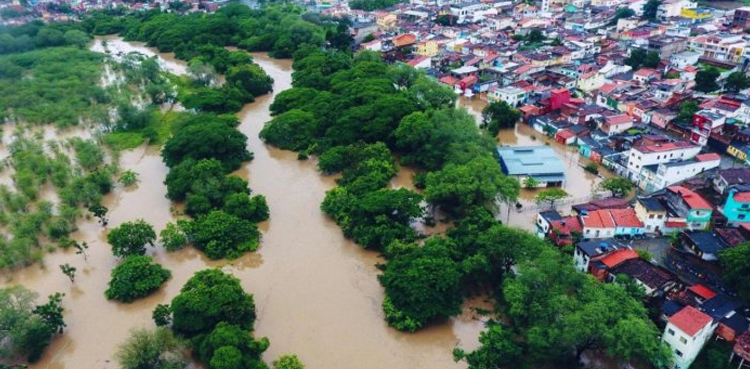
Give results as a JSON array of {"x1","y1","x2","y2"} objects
[
  {"x1": 638, "y1": 153, "x2": 721, "y2": 193},
  {"x1": 663, "y1": 306, "x2": 716, "y2": 369},
  {"x1": 489, "y1": 86, "x2": 528, "y2": 107},
  {"x1": 670, "y1": 50, "x2": 700, "y2": 69},
  {"x1": 406, "y1": 55, "x2": 432, "y2": 69},
  {"x1": 625, "y1": 141, "x2": 701, "y2": 183}
]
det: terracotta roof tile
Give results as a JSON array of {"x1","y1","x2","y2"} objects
[{"x1": 669, "y1": 306, "x2": 713, "y2": 337}]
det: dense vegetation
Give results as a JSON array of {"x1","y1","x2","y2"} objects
[
  {"x1": 0, "y1": 47, "x2": 104, "y2": 127},
  {"x1": 149, "y1": 269, "x2": 271, "y2": 369},
  {"x1": 262, "y1": 44, "x2": 670, "y2": 367},
  {"x1": 105, "y1": 255, "x2": 171, "y2": 302},
  {"x1": 349, "y1": 0, "x2": 405, "y2": 11},
  {"x1": 0, "y1": 287, "x2": 66, "y2": 363}
]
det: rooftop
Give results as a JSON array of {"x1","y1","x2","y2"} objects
[
  {"x1": 669, "y1": 306, "x2": 713, "y2": 337},
  {"x1": 497, "y1": 146, "x2": 566, "y2": 180}
]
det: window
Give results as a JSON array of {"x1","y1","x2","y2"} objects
[
  {"x1": 668, "y1": 328, "x2": 675, "y2": 336},
  {"x1": 743, "y1": 204, "x2": 749, "y2": 209},
  {"x1": 740, "y1": 214, "x2": 746, "y2": 220},
  {"x1": 649, "y1": 214, "x2": 655, "y2": 219},
  {"x1": 679, "y1": 337, "x2": 687, "y2": 344},
  {"x1": 657, "y1": 215, "x2": 664, "y2": 219},
  {"x1": 676, "y1": 350, "x2": 683, "y2": 357}
]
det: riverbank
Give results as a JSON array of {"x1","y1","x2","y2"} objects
[{"x1": 0, "y1": 37, "x2": 483, "y2": 369}]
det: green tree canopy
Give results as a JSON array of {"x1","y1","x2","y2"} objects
[
  {"x1": 482, "y1": 100, "x2": 522, "y2": 135},
  {"x1": 379, "y1": 237, "x2": 463, "y2": 331},
  {"x1": 107, "y1": 219, "x2": 157, "y2": 257},
  {"x1": 105, "y1": 255, "x2": 171, "y2": 302},
  {"x1": 720, "y1": 243, "x2": 750, "y2": 303},
  {"x1": 185, "y1": 210, "x2": 261, "y2": 260},
  {"x1": 0, "y1": 287, "x2": 66, "y2": 362},
  {"x1": 695, "y1": 69, "x2": 721, "y2": 93},
  {"x1": 599, "y1": 177, "x2": 634, "y2": 197},
  {"x1": 425, "y1": 155, "x2": 519, "y2": 215},
  {"x1": 724, "y1": 72, "x2": 750, "y2": 93},
  {"x1": 534, "y1": 188, "x2": 569, "y2": 208},
  {"x1": 170, "y1": 269, "x2": 257, "y2": 337},
  {"x1": 162, "y1": 119, "x2": 252, "y2": 171}
]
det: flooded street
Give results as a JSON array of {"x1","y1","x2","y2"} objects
[
  {"x1": 0, "y1": 39, "x2": 483, "y2": 369},
  {"x1": 459, "y1": 97, "x2": 613, "y2": 231}
]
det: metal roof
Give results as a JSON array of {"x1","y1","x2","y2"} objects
[{"x1": 497, "y1": 146, "x2": 567, "y2": 179}]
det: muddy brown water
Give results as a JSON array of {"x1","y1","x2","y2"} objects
[{"x1": 0, "y1": 39, "x2": 486, "y2": 369}]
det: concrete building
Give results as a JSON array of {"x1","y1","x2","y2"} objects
[
  {"x1": 688, "y1": 33, "x2": 747, "y2": 63},
  {"x1": 670, "y1": 50, "x2": 700, "y2": 69},
  {"x1": 665, "y1": 186, "x2": 713, "y2": 230},
  {"x1": 625, "y1": 141, "x2": 701, "y2": 182},
  {"x1": 637, "y1": 153, "x2": 721, "y2": 193},
  {"x1": 635, "y1": 197, "x2": 668, "y2": 233},
  {"x1": 489, "y1": 85, "x2": 528, "y2": 107},
  {"x1": 648, "y1": 35, "x2": 688, "y2": 58},
  {"x1": 733, "y1": 7, "x2": 750, "y2": 29},
  {"x1": 497, "y1": 146, "x2": 566, "y2": 187},
  {"x1": 720, "y1": 188, "x2": 750, "y2": 226},
  {"x1": 662, "y1": 306, "x2": 716, "y2": 369}
]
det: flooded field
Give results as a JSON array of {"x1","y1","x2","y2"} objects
[{"x1": 0, "y1": 38, "x2": 485, "y2": 369}]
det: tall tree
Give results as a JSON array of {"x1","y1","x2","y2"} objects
[
  {"x1": 720, "y1": 243, "x2": 750, "y2": 303},
  {"x1": 534, "y1": 188, "x2": 569, "y2": 209},
  {"x1": 724, "y1": 72, "x2": 750, "y2": 93},
  {"x1": 482, "y1": 100, "x2": 522, "y2": 135},
  {"x1": 695, "y1": 69, "x2": 721, "y2": 93}
]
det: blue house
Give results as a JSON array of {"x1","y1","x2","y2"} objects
[
  {"x1": 497, "y1": 146, "x2": 566, "y2": 188},
  {"x1": 720, "y1": 188, "x2": 750, "y2": 226}
]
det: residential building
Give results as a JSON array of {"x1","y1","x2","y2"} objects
[
  {"x1": 713, "y1": 169, "x2": 750, "y2": 194},
  {"x1": 662, "y1": 306, "x2": 717, "y2": 369},
  {"x1": 688, "y1": 34, "x2": 747, "y2": 63},
  {"x1": 638, "y1": 153, "x2": 721, "y2": 193},
  {"x1": 574, "y1": 239, "x2": 629, "y2": 273},
  {"x1": 680, "y1": 231, "x2": 727, "y2": 261},
  {"x1": 670, "y1": 51, "x2": 700, "y2": 69},
  {"x1": 720, "y1": 188, "x2": 750, "y2": 226},
  {"x1": 489, "y1": 86, "x2": 528, "y2": 107},
  {"x1": 625, "y1": 141, "x2": 701, "y2": 182},
  {"x1": 666, "y1": 186, "x2": 714, "y2": 230},
  {"x1": 635, "y1": 197, "x2": 668, "y2": 233},
  {"x1": 733, "y1": 7, "x2": 750, "y2": 29}
]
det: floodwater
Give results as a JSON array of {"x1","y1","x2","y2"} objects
[
  {"x1": 458, "y1": 97, "x2": 613, "y2": 231},
  {"x1": 0, "y1": 39, "x2": 484, "y2": 369}
]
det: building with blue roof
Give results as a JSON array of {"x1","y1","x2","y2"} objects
[{"x1": 496, "y1": 146, "x2": 566, "y2": 188}]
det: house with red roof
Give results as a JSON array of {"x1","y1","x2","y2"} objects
[
  {"x1": 581, "y1": 209, "x2": 645, "y2": 239},
  {"x1": 581, "y1": 209, "x2": 617, "y2": 239},
  {"x1": 663, "y1": 306, "x2": 717, "y2": 369},
  {"x1": 720, "y1": 187, "x2": 750, "y2": 226},
  {"x1": 588, "y1": 248, "x2": 639, "y2": 281},
  {"x1": 666, "y1": 186, "x2": 714, "y2": 230}
]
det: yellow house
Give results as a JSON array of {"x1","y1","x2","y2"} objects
[
  {"x1": 376, "y1": 13, "x2": 398, "y2": 31},
  {"x1": 416, "y1": 40, "x2": 439, "y2": 57},
  {"x1": 680, "y1": 8, "x2": 712, "y2": 22},
  {"x1": 728, "y1": 143, "x2": 749, "y2": 162},
  {"x1": 577, "y1": 71, "x2": 605, "y2": 92}
]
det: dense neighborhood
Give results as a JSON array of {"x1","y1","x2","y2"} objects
[{"x1": 318, "y1": 0, "x2": 750, "y2": 367}]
